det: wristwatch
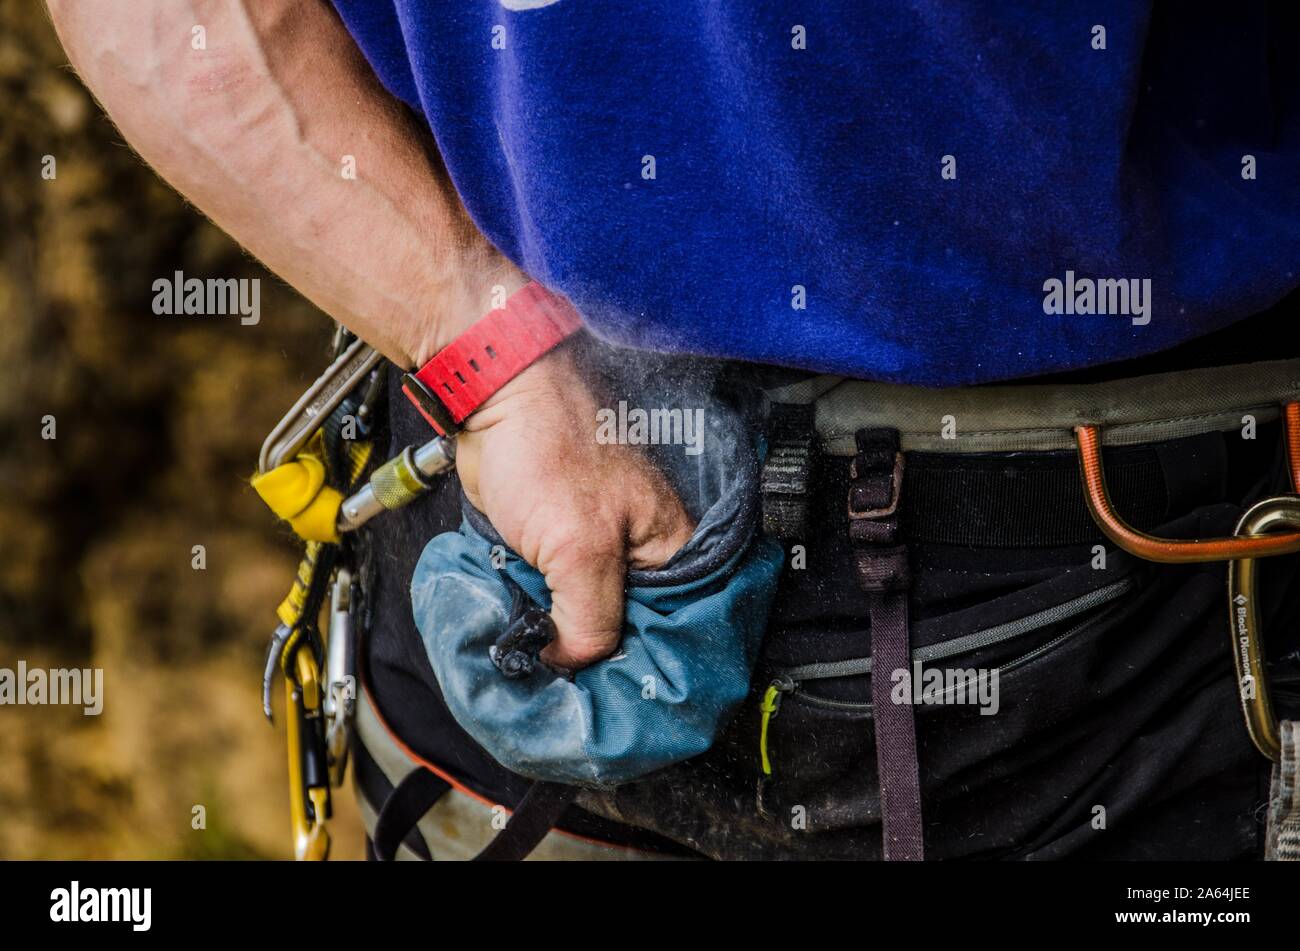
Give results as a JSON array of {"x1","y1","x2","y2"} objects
[{"x1": 401, "y1": 281, "x2": 584, "y2": 435}]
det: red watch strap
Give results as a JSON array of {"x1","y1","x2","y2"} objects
[{"x1": 402, "y1": 281, "x2": 583, "y2": 434}]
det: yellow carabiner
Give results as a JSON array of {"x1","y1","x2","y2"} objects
[
  {"x1": 286, "y1": 647, "x2": 332, "y2": 860},
  {"x1": 1226, "y1": 495, "x2": 1300, "y2": 762}
]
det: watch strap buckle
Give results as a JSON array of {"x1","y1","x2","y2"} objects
[{"x1": 401, "y1": 373, "x2": 463, "y2": 436}]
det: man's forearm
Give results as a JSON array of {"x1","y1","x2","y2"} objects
[
  {"x1": 46, "y1": 0, "x2": 524, "y2": 365},
  {"x1": 48, "y1": 0, "x2": 694, "y2": 670}
]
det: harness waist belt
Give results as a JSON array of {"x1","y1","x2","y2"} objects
[{"x1": 764, "y1": 358, "x2": 1300, "y2": 455}]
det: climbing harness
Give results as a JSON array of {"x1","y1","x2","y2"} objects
[
  {"x1": 253, "y1": 331, "x2": 454, "y2": 860},
  {"x1": 256, "y1": 337, "x2": 1300, "y2": 859},
  {"x1": 755, "y1": 363, "x2": 1300, "y2": 860}
]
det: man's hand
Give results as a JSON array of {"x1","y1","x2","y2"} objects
[{"x1": 457, "y1": 346, "x2": 695, "y2": 667}]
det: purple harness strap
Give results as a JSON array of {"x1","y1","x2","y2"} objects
[{"x1": 848, "y1": 429, "x2": 924, "y2": 861}]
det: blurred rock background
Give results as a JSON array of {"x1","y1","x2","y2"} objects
[{"x1": 0, "y1": 1, "x2": 364, "y2": 858}]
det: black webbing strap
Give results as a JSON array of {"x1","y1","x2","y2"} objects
[
  {"x1": 474, "y1": 781, "x2": 579, "y2": 862},
  {"x1": 761, "y1": 402, "x2": 818, "y2": 541},
  {"x1": 848, "y1": 428, "x2": 924, "y2": 861},
  {"x1": 373, "y1": 769, "x2": 578, "y2": 862},
  {"x1": 372, "y1": 767, "x2": 451, "y2": 861},
  {"x1": 898, "y1": 449, "x2": 1168, "y2": 548}
]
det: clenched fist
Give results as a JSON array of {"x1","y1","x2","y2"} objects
[{"x1": 453, "y1": 343, "x2": 696, "y2": 668}]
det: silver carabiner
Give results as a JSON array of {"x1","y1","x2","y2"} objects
[{"x1": 258, "y1": 337, "x2": 383, "y2": 473}]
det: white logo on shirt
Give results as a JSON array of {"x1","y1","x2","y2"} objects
[{"x1": 498, "y1": 0, "x2": 564, "y2": 9}]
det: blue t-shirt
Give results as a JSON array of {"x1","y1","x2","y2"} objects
[{"x1": 331, "y1": 1, "x2": 1300, "y2": 385}]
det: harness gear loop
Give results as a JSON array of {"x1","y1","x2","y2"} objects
[
  {"x1": 1285, "y1": 402, "x2": 1300, "y2": 491},
  {"x1": 1073, "y1": 402, "x2": 1300, "y2": 563}
]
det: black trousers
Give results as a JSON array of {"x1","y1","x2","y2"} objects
[{"x1": 364, "y1": 368, "x2": 1300, "y2": 859}]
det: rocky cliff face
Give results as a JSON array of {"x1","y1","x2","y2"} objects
[{"x1": 0, "y1": 3, "x2": 363, "y2": 858}]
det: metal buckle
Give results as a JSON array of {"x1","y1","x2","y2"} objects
[
  {"x1": 1227, "y1": 495, "x2": 1300, "y2": 762},
  {"x1": 847, "y1": 451, "x2": 904, "y2": 519},
  {"x1": 401, "y1": 371, "x2": 462, "y2": 437}
]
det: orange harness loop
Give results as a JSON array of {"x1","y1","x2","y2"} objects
[
  {"x1": 1074, "y1": 402, "x2": 1300, "y2": 563},
  {"x1": 1285, "y1": 402, "x2": 1300, "y2": 493}
]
